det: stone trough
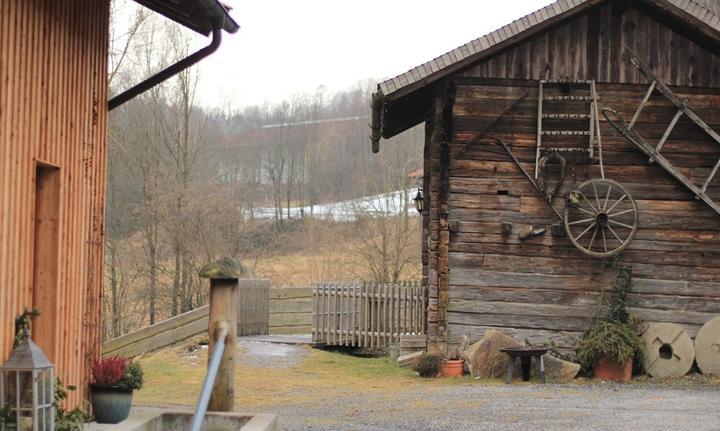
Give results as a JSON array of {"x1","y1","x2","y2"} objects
[{"x1": 87, "y1": 410, "x2": 277, "y2": 431}]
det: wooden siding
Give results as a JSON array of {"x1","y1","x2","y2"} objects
[
  {"x1": 462, "y1": 3, "x2": 720, "y2": 87},
  {"x1": 0, "y1": 0, "x2": 109, "y2": 405},
  {"x1": 439, "y1": 78, "x2": 720, "y2": 349}
]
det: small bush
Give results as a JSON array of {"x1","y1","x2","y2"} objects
[
  {"x1": 413, "y1": 353, "x2": 443, "y2": 378},
  {"x1": 90, "y1": 356, "x2": 126, "y2": 386},
  {"x1": 119, "y1": 361, "x2": 144, "y2": 392},
  {"x1": 575, "y1": 320, "x2": 640, "y2": 369}
]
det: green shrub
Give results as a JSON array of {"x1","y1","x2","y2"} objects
[
  {"x1": 118, "y1": 361, "x2": 144, "y2": 392},
  {"x1": 413, "y1": 353, "x2": 443, "y2": 378},
  {"x1": 575, "y1": 320, "x2": 640, "y2": 368}
]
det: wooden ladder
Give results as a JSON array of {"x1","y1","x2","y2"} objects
[
  {"x1": 535, "y1": 79, "x2": 602, "y2": 178},
  {"x1": 602, "y1": 56, "x2": 720, "y2": 216}
]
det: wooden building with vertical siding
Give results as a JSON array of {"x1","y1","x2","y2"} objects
[
  {"x1": 370, "y1": 0, "x2": 720, "y2": 353},
  {"x1": 0, "y1": 0, "x2": 237, "y2": 404}
]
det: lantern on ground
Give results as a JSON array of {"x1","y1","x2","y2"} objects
[
  {"x1": 413, "y1": 188, "x2": 424, "y2": 214},
  {"x1": 0, "y1": 330, "x2": 54, "y2": 431}
]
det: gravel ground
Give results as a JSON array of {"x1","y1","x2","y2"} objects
[{"x1": 269, "y1": 383, "x2": 720, "y2": 431}]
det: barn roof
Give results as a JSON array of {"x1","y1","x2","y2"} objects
[
  {"x1": 133, "y1": 0, "x2": 239, "y2": 35},
  {"x1": 370, "y1": 0, "x2": 720, "y2": 151}
]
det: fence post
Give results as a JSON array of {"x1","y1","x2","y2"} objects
[{"x1": 199, "y1": 258, "x2": 239, "y2": 412}]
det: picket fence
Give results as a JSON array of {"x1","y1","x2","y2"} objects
[{"x1": 312, "y1": 281, "x2": 426, "y2": 349}]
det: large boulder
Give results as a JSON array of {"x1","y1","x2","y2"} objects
[
  {"x1": 465, "y1": 330, "x2": 521, "y2": 379},
  {"x1": 465, "y1": 329, "x2": 580, "y2": 382}
]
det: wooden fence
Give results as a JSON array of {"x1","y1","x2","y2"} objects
[
  {"x1": 237, "y1": 279, "x2": 270, "y2": 336},
  {"x1": 312, "y1": 281, "x2": 426, "y2": 349},
  {"x1": 103, "y1": 278, "x2": 270, "y2": 357},
  {"x1": 270, "y1": 287, "x2": 312, "y2": 335}
]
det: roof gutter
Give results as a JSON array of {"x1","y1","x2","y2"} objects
[
  {"x1": 109, "y1": 23, "x2": 223, "y2": 111},
  {"x1": 369, "y1": 90, "x2": 384, "y2": 153}
]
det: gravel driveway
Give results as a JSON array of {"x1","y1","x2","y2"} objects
[{"x1": 268, "y1": 383, "x2": 720, "y2": 431}]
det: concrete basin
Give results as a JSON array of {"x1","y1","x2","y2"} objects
[{"x1": 87, "y1": 410, "x2": 277, "y2": 431}]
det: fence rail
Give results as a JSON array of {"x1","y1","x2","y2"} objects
[{"x1": 312, "y1": 281, "x2": 426, "y2": 349}]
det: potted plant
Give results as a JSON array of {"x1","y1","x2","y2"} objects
[
  {"x1": 576, "y1": 320, "x2": 640, "y2": 382},
  {"x1": 89, "y1": 356, "x2": 143, "y2": 424},
  {"x1": 575, "y1": 265, "x2": 641, "y2": 383},
  {"x1": 440, "y1": 335, "x2": 468, "y2": 377}
]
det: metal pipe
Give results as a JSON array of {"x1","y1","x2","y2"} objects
[
  {"x1": 108, "y1": 27, "x2": 223, "y2": 111},
  {"x1": 190, "y1": 321, "x2": 229, "y2": 431}
]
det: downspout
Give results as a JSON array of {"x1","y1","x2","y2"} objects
[
  {"x1": 108, "y1": 25, "x2": 223, "y2": 111},
  {"x1": 370, "y1": 90, "x2": 384, "y2": 153}
]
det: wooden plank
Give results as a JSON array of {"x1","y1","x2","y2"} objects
[{"x1": 103, "y1": 316, "x2": 209, "y2": 358}]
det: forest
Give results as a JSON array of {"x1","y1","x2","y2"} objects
[{"x1": 104, "y1": 5, "x2": 424, "y2": 338}]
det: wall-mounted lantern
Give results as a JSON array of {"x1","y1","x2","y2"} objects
[
  {"x1": 413, "y1": 188, "x2": 425, "y2": 214},
  {"x1": 0, "y1": 330, "x2": 55, "y2": 431}
]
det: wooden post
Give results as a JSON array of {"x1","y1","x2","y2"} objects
[
  {"x1": 199, "y1": 258, "x2": 240, "y2": 413},
  {"x1": 208, "y1": 277, "x2": 237, "y2": 412}
]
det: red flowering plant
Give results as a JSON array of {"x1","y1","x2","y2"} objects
[{"x1": 90, "y1": 356, "x2": 144, "y2": 392}]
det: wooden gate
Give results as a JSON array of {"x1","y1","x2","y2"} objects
[
  {"x1": 312, "y1": 281, "x2": 426, "y2": 348},
  {"x1": 237, "y1": 278, "x2": 270, "y2": 336}
]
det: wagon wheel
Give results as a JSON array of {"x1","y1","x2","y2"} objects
[{"x1": 564, "y1": 179, "x2": 639, "y2": 258}]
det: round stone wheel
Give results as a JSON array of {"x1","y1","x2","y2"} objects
[
  {"x1": 641, "y1": 323, "x2": 694, "y2": 378},
  {"x1": 695, "y1": 317, "x2": 720, "y2": 375}
]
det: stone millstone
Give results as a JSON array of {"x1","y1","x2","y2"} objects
[
  {"x1": 641, "y1": 323, "x2": 694, "y2": 378},
  {"x1": 465, "y1": 329, "x2": 580, "y2": 382},
  {"x1": 694, "y1": 317, "x2": 720, "y2": 375},
  {"x1": 199, "y1": 257, "x2": 242, "y2": 279}
]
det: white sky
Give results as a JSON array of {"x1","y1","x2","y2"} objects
[{"x1": 161, "y1": 1, "x2": 555, "y2": 108}]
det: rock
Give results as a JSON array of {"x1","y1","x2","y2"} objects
[
  {"x1": 465, "y1": 329, "x2": 580, "y2": 382},
  {"x1": 694, "y1": 317, "x2": 720, "y2": 375},
  {"x1": 199, "y1": 257, "x2": 244, "y2": 279},
  {"x1": 466, "y1": 330, "x2": 522, "y2": 379},
  {"x1": 397, "y1": 351, "x2": 423, "y2": 368},
  {"x1": 543, "y1": 355, "x2": 581, "y2": 382},
  {"x1": 641, "y1": 323, "x2": 694, "y2": 378}
]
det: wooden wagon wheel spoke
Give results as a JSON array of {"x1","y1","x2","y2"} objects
[
  {"x1": 581, "y1": 194, "x2": 598, "y2": 213},
  {"x1": 606, "y1": 224, "x2": 624, "y2": 244},
  {"x1": 605, "y1": 194, "x2": 627, "y2": 214},
  {"x1": 608, "y1": 219, "x2": 634, "y2": 229},
  {"x1": 609, "y1": 208, "x2": 635, "y2": 218},
  {"x1": 564, "y1": 179, "x2": 639, "y2": 258},
  {"x1": 577, "y1": 206, "x2": 596, "y2": 217},
  {"x1": 568, "y1": 217, "x2": 595, "y2": 226},
  {"x1": 587, "y1": 226, "x2": 599, "y2": 251},
  {"x1": 575, "y1": 222, "x2": 596, "y2": 242},
  {"x1": 603, "y1": 184, "x2": 613, "y2": 210}
]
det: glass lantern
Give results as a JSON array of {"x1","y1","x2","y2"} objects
[{"x1": 0, "y1": 333, "x2": 54, "y2": 431}]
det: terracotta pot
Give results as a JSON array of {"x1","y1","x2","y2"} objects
[
  {"x1": 593, "y1": 356, "x2": 633, "y2": 383},
  {"x1": 441, "y1": 359, "x2": 465, "y2": 377}
]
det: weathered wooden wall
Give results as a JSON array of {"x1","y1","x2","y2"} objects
[
  {"x1": 0, "y1": 0, "x2": 109, "y2": 405},
  {"x1": 444, "y1": 78, "x2": 720, "y2": 348},
  {"x1": 423, "y1": 3, "x2": 720, "y2": 351},
  {"x1": 462, "y1": 2, "x2": 720, "y2": 88}
]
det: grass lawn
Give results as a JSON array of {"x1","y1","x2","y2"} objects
[{"x1": 134, "y1": 343, "x2": 478, "y2": 409}]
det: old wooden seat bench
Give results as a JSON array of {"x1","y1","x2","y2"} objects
[{"x1": 500, "y1": 347, "x2": 549, "y2": 383}]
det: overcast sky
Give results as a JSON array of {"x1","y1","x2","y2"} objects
[{"x1": 165, "y1": 1, "x2": 555, "y2": 108}]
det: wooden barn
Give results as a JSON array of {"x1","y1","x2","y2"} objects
[
  {"x1": 370, "y1": 0, "x2": 720, "y2": 353},
  {"x1": 0, "y1": 0, "x2": 237, "y2": 404}
]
